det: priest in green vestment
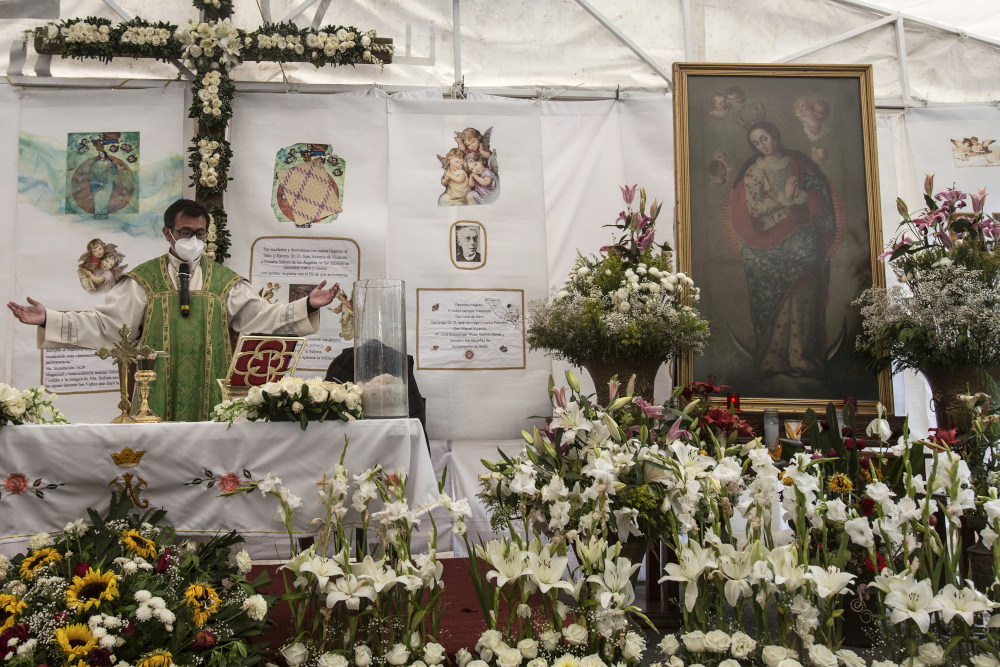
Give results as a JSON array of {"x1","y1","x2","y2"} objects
[{"x1": 8, "y1": 199, "x2": 342, "y2": 422}]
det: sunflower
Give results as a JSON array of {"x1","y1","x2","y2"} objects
[
  {"x1": 0, "y1": 595, "x2": 26, "y2": 632},
  {"x1": 18, "y1": 547, "x2": 62, "y2": 580},
  {"x1": 54, "y1": 623, "x2": 97, "y2": 659},
  {"x1": 184, "y1": 584, "x2": 221, "y2": 627},
  {"x1": 120, "y1": 529, "x2": 158, "y2": 559},
  {"x1": 137, "y1": 652, "x2": 173, "y2": 667},
  {"x1": 861, "y1": 465, "x2": 884, "y2": 484},
  {"x1": 827, "y1": 473, "x2": 854, "y2": 494},
  {"x1": 65, "y1": 568, "x2": 120, "y2": 613}
]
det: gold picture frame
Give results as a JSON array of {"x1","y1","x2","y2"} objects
[{"x1": 673, "y1": 62, "x2": 892, "y2": 413}]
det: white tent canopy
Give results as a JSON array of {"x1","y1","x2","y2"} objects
[{"x1": 0, "y1": 0, "x2": 996, "y2": 104}]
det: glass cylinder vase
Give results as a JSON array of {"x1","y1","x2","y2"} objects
[{"x1": 353, "y1": 279, "x2": 409, "y2": 418}]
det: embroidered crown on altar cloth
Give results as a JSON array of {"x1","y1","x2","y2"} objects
[{"x1": 110, "y1": 446, "x2": 145, "y2": 468}]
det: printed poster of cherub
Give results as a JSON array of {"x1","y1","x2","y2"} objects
[
  {"x1": 76, "y1": 238, "x2": 128, "y2": 295},
  {"x1": 66, "y1": 132, "x2": 139, "y2": 218},
  {"x1": 272, "y1": 143, "x2": 345, "y2": 227},
  {"x1": 951, "y1": 137, "x2": 1000, "y2": 167},
  {"x1": 437, "y1": 126, "x2": 500, "y2": 206}
]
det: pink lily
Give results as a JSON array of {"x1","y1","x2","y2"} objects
[
  {"x1": 553, "y1": 387, "x2": 567, "y2": 409},
  {"x1": 665, "y1": 418, "x2": 692, "y2": 442},
  {"x1": 924, "y1": 174, "x2": 934, "y2": 196},
  {"x1": 608, "y1": 379, "x2": 620, "y2": 403},
  {"x1": 935, "y1": 230, "x2": 954, "y2": 250},
  {"x1": 620, "y1": 184, "x2": 637, "y2": 206},
  {"x1": 978, "y1": 216, "x2": 998, "y2": 239},
  {"x1": 626, "y1": 374, "x2": 636, "y2": 397},
  {"x1": 632, "y1": 396, "x2": 665, "y2": 419},
  {"x1": 636, "y1": 229, "x2": 655, "y2": 251},
  {"x1": 971, "y1": 187, "x2": 987, "y2": 214},
  {"x1": 878, "y1": 234, "x2": 913, "y2": 261},
  {"x1": 934, "y1": 189, "x2": 965, "y2": 207}
]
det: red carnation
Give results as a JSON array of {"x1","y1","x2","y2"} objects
[
  {"x1": 864, "y1": 552, "x2": 887, "y2": 573},
  {"x1": 857, "y1": 438, "x2": 867, "y2": 450},
  {"x1": 157, "y1": 547, "x2": 173, "y2": 574},
  {"x1": 844, "y1": 438, "x2": 855, "y2": 450},
  {"x1": 87, "y1": 648, "x2": 113, "y2": 667},
  {"x1": 72, "y1": 562, "x2": 90, "y2": 578},
  {"x1": 193, "y1": 630, "x2": 217, "y2": 652},
  {"x1": 860, "y1": 497, "x2": 876, "y2": 517},
  {"x1": 842, "y1": 426, "x2": 853, "y2": 437}
]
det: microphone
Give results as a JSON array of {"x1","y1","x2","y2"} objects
[{"x1": 179, "y1": 262, "x2": 190, "y2": 317}]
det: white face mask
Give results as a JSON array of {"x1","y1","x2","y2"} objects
[{"x1": 173, "y1": 235, "x2": 205, "y2": 263}]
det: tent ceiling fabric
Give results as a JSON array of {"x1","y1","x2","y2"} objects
[{"x1": 0, "y1": 0, "x2": 996, "y2": 101}]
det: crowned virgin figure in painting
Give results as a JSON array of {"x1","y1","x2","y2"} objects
[{"x1": 721, "y1": 105, "x2": 845, "y2": 378}]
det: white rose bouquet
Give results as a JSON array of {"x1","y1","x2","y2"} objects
[
  {"x1": 212, "y1": 377, "x2": 362, "y2": 430},
  {"x1": 0, "y1": 383, "x2": 68, "y2": 427}
]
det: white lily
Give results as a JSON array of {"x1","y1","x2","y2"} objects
[
  {"x1": 805, "y1": 565, "x2": 855, "y2": 599},
  {"x1": 525, "y1": 550, "x2": 574, "y2": 594},
  {"x1": 325, "y1": 574, "x2": 375, "y2": 610},
  {"x1": 298, "y1": 555, "x2": 343, "y2": 590},
  {"x1": 586, "y1": 556, "x2": 640, "y2": 609},
  {"x1": 935, "y1": 584, "x2": 993, "y2": 625},
  {"x1": 717, "y1": 546, "x2": 753, "y2": 607},
  {"x1": 658, "y1": 542, "x2": 717, "y2": 611},
  {"x1": 486, "y1": 549, "x2": 528, "y2": 587},
  {"x1": 866, "y1": 403, "x2": 892, "y2": 442},
  {"x1": 884, "y1": 577, "x2": 942, "y2": 633}
]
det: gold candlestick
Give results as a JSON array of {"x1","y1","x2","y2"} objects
[{"x1": 97, "y1": 324, "x2": 153, "y2": 425}]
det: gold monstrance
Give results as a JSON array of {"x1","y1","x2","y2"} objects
[{"x1": 97, "y1": 324, "x2": 152, "y2": 424}]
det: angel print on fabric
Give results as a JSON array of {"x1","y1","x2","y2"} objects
[
  {"x1": 437, "y1": 126, "x2": 500, "y2": 206},
  {"x1": 951, "y1": 137, "x2": 1000, "y2": 167}
]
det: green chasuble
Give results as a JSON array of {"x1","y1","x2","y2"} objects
[{"x1": 127, "y1": 255, "x2": 243, "y2": 422}]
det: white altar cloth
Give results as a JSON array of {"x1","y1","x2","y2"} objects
[{"x1": 0, "y1": 419, "x2": 435, "y2": 558}]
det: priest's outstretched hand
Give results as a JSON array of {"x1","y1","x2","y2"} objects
[
  {"x1": 7, "y1": 297, "x2": 46, "y2": 326},
  {"x1": 308, "y1": 281, "x2": 341, "y2": 309}
]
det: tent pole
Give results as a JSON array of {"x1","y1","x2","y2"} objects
[
  {"x1": 681, "y1": 0, "x2": 692, "y2": 61},
  {"x1": 572, "y1": 0, "x2": 672, "y2": 88},
  {"x1": 772, "y1": 14, "x2": 896, "y2": 63},
  {"x1": 453, "y1": 0, "x2": 463, "y2": 95},
  {"x1": 895, "y1": 18, "x2": 912, "y2": 105},
  {"x1": 280, "y1": 0, "x2": 321, "y2": 23}
]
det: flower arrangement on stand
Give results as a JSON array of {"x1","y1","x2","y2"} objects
[
  {"x1": 212, "y1": 377, "x2": 363, "y2": 430},
  {"x1": 0, "y1": 492, "x2": 271, "y2": 666},
  {"x1": 0, "y1": 383, "x2": 68, "y2": 426},
  {"x1": 218, "y1": 442, "x2": 471, "y2": 667},
  {"x1": 527, "y1": 185, "x2": 710, "y2": 401},
  {"x1": 856, "y1": 177, "x2": 1000, "y2": 427}
]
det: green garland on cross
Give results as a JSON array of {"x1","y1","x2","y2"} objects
[{"x1": 38, "y1": 2, "x2": 392, "y2": 266}]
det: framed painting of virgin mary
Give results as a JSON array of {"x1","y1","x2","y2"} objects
[{"x1": 673, "y1": 63, "x2": 892, "y2": 412}]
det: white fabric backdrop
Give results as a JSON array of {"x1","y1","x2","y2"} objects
[{"x1": 10, "y1": 87, "x2": 184, "y2": 423}]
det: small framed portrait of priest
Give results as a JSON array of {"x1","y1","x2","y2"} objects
[{"x1": 450, "y1": 221, "x2": 486, "y2": 270}]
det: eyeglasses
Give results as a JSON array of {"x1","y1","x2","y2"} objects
[{"x1": 173, "y1": 228, "x2": 208, "y2": 241}]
